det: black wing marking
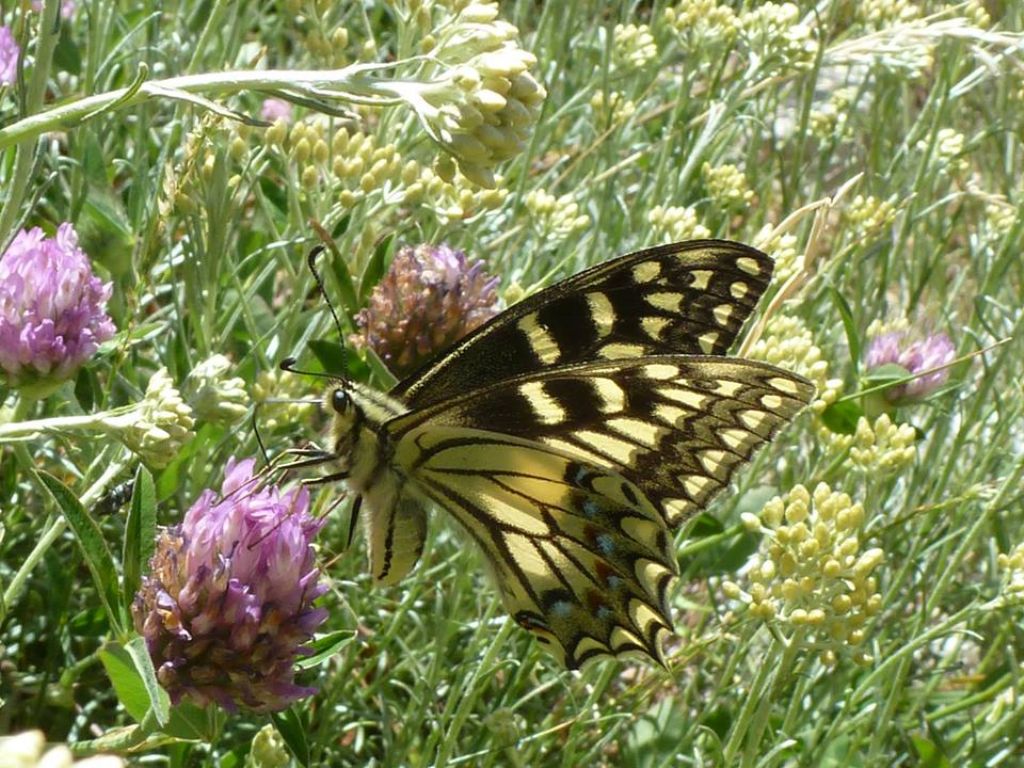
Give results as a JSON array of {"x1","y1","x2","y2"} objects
[
  {"x1": 388, "y1": 356, "x2": 814, "y2": 528},
  {"x1": 389, "y1": 240, "x2": 775, "y2": 408}
]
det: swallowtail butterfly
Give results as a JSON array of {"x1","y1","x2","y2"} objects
[{"x1": 292, "y1": 240, "x2": 813, "y2": 668}]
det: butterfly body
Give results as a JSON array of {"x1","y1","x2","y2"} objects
[{"x1": 318, "y1": 240, "x2": 814, "y2": 668}]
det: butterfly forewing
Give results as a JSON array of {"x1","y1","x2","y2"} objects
[
  {"x1": 391, "y1": 240, "x2": 775, "y2": 408},
  {"x1": 394, "y1": 425, "x2": 677, "y2": 668}
]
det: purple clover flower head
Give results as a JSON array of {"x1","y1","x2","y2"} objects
[
  {"x1": 0, "y1": 26, "x2": 19, "y2": 86},
  {"x1": 132, "y1": 458, "x2": 328, "y2": 713},
  {"x1": 866, "y1": 330, "x2": 955, "y2": 401},
  {"x1": 0, "y1": 223, "x2": 115, "y2": 395},
  {"x1": 354, "y1": 243, "x2": 501, "y2": 377},
  {"x1": 260, "y1": 97, "x2": 293, "y2": 123}
]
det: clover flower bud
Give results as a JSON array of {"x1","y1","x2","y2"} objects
[
  {"x1": 184, "y1": 354, "x2": 248, "y2": 426},
  {"x1": 0, "y1": 223, "x2": 116, "y2": 397},
  {"x1": 354, "y1": 244, "x2": 500, "y2": 377},
  {"x1": 260, "y1": 98, "x2": 293, "y2": 123},
  {"x1": 132, "y1": 458, "x2": 327, "y2": 712},
  {"x1": 866, "y1": 329, "x2": 954, "y2": 403}
]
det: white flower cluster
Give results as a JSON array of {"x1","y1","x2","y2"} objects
[
  {"x1": 612, "y1": 23, "x2": 657, "y2": 70},
  {"x1": 407, "y1": 1, "x2": 546, "y2": 187},
  {"x1": 753, "y1": 226, "x2": 802, "y2": 286},
  {"x1": 524, "y1": 189, "x2": 590, "y2": 239},
  {"x1": 663, "y1": 0, "x2": 739, "y2": 47},
  {"x1": 849, "y1": 413, "x2": 917, "y2": 474},
  {"x1": 647, "y1": 204, "x2": 710, "y2": 241},
  {"x1": 103, "y1": 368, "x2": 195, "y2": 468},
  {"x1": 184, "y1": 354, "x2": 248, "y2": 427},
  {"x1": 725, "y1": 483, "x2": 884, "y2": 666},
  {"x1": 747, "y1": 315, "x2": 840, "y2": 416}
]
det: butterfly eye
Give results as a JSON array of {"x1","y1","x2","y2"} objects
[{"x1": 331, "y1": 388, "x2": 350, "y2": 413}]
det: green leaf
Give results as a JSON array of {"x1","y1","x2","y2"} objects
[
  {"x1": 127, "y1": 635, "x2": 170, "y2": 726},
  {"x1": 910, "y1": 735, "x2": 952, "y2": 767},
  {"x1": 296, "y1": 629, "x2": 356, "y2": 670},
  {"x1": 308, "y1": 339, "x2": 346, "y2": 377},
  {"x1": 864, "y1": 362, "x2": 910, "y2": 387},
  {"x1": 99, "y1": 641, "x2": 158, "y2": 724},
  {"x1": 161, "y1": 699, "x2": 214, "y2": 741},
  {"x1": 358, "y1": 233, "x2": 395, "y2": 302},
  {"x1": 39, "y1": 472, "x2": 123, "y2": 634},
  {"x1": 821, "y1": 400, "x2": 864, "y2": 435},
  {"x1": 324, "y1": 247, "x2": 360, "y2": 325},
  {"x1": 271, "y1": 707, "x2": 311, "y2": 767},
  {"x1": 53, "y1": 25, "x2": 83, "y2": 75},
  {"x1": 830, "y1": 286, "x2": 861, "y2": 371},
  {"x1": 123, "y1": 466, "x2": 157, "y2": 605}
]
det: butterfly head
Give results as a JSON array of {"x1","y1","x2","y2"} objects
[{"x1": 324, "y1": 382, "x2": 364, "y2": 468}]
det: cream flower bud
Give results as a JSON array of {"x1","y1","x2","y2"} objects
[
  {"x1": 105, "y1": 368, "x2": 195, "y2": 468},
  {"x1": 185, "y1": 354, "x2": 248, "y2": 426}
]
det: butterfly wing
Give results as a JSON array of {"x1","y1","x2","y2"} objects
[
  {"x1": 390, "y1": 240, "x2": 776, "y2": 408},
  {"x1": 393, "y1": 424, "x2": 677, "y2": 668},
  {"x1": 391, "y1": 356, "x2": 814, "y2": 527},
  {"x1": 387, "y1": 357, "x2": 813, "y2": 665}
]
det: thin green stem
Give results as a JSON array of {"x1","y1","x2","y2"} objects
[
  {"x1": 743, "y1": 630, "x2": 805, "y2": 768},
  {"x1": 721, "y1": 629, "x2": 780, "y2": 765},
  {"x1": 0, "y1": 0, "x2": 62, "y2": 246},
  {"x1": 0, "y1": 65, "x2": 407, "y2": 152}
]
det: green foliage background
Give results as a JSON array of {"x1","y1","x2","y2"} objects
[{"x1": 1, "y1": 0, "x2": 1023, "y2": 765}]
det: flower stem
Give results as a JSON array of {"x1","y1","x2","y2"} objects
[
  {"x1": 0, "y1": 0, "x2": 61, "y2": 247},
  {"x1": 0, "y1": 410, "x2": 107, "y2": 440},
  {"x1": 720, "y1": 628, "x2": 779, "y2": 765},
  {"x1": 0, "y1": 64, "x2": 407, "y2": 153},
  {"x1": 0, "y1": 398, "x2": 129, "y2": 623},
  {"x1": 741, "y1": 629, "x2": 805, "y2": 767}
]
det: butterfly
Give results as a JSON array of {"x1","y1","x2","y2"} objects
[{"x1": 289, "y1": 239, "x2": 814, "y2": 668}]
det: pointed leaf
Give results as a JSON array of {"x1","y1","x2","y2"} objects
[
  {"x1": 123, "y1": 465, "x2": 157, "y2": 604},
  {"x1": 272, "y1": 707, "x2": 311, "y2": 767},
  {"x1": 39, "y1": 472, "x2": 123, "y2": 634}
]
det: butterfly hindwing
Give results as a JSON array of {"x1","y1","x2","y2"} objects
[
  {"x1": 391, "y1": 240, "x2": 775, "y2": 408},
  {"x1": 394, "y1": 425, "x2": 677, "y2": 668},
  {"x1": 389, "y1": 356, "x2": 814, "y2": 528}
]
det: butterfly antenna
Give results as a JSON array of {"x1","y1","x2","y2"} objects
[
  {"x1": 279, "y1": 356, "x2": 336, "y2": 379},
  {"x1": 252, "y1": 404, "x2": 271, "y2": 467},
  {"x1": 306, "y1": 244, "x2": 349, "y2": 377}
]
